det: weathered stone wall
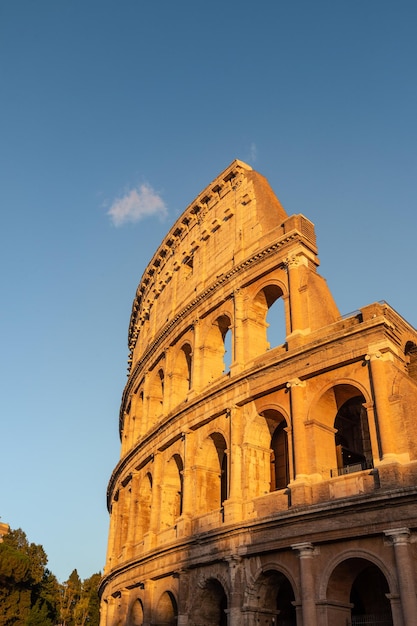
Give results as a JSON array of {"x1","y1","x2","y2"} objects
[{"x1": 100, "y1": 161, "x2": 417, "y2": 626}]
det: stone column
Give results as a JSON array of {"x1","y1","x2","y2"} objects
[
  {"x1": 292, "y1": 542, "x2": 318, "y2": 626},
  {"x1": 367, "y1": 352, "x2": 395, "y2": 460},
  {"x1": 144, "y1": 452, "x2": 163, "y2": 550},
  {"x1": 384, "y1": 528, "x2": 417, "y2": 624},
  {"x1": 285, "y1": 255, "x2": 304, "y2": 334},
  {"x1": 191, "y1": 318, "x2": 202, "y2": 392},
  {"x1": 225, "y1": 555, "x2": 243, "y2": 626},
  {"x1": 176, "y1": 569, "x2": 190, "y2": 626},
  {"x1": 232, "y1": 289, "x2": 244, "y2": 373},
  {"x1": 126, "y1": 472, "x2": 138, "y2": 557},
  {"x1": 227, "y1": 407, "x2": 243, "y2": 509},
  {"x1": 287, "y1": 378, "x2": 308, "y2": 480}
]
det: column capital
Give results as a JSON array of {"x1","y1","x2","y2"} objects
[
  {"x1": 286, "y1": 378, "x2": 306, "y2": 389},
  {"x1": 224, "y1": 554, "x2": 242, "y2": 567},
  {"x1": 284, "y1": 254, "x2": 302, "y2": 269},
  {"x1": 292, "y1": 542, "x2": 317, "y2": 558},
  {"x1": 384, "y1": 527, "x2": 411, "y2": 545}
]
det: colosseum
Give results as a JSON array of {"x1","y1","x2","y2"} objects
[{"x1": 99, "y1": 160, "x2": 417, "y2": 626}]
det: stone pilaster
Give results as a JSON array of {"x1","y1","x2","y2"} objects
[
  {"x1": 384, "y1": 528, "x2": 417, "y2": 624},
  {"x1": 292, "y1": 542, "x2": 318, "y2": 626}
]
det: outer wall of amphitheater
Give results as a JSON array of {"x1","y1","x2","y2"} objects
[{"x1": 99, "y1": 161, "x2": 417, "y2": 626}]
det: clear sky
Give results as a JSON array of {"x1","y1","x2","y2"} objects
[{"x1": 1, "y1": 1, "x2": 416, "y2": 582}]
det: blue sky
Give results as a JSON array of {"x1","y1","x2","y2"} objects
[{"x1": 1, "y1": 1, "x2": 416, "y2": 582}]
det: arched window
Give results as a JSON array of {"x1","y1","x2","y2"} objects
[
  {"x1": 181, "y1": 343, "x2": 192, "y2": 389},
  {"x1": 248, "y1": 284, "x2": 286, "y2": 359},
  {"x1": 270, "y1": 422, "x2": 289, "y2": 491},
  {"x1": 190, "y1": 579, "x2": 227, "y2": 626},
  {"x1": 161, "y1": 454, "x2": 184, "y2": 529},
  {"x1": 261, "y1": 409, "x2": 290, "y2": 491},
  {"x1": 130, "y1": 384, "x2": 144, "y2": 443},
  {"x1": 197, "y1": 433, "x2": 228, "y2": 515},
  {"x1": 253, "y1": 570, "x2": 296, "y2": 626},
  {"x1": 327, "y1": 558, "x2": 393, "y2": 625},
  {"x1": 334, "y1": 395, "x2": 372, "y2": 474},
  {"x1": 263, "y1": 285, "x2": 286, "y2": 349},
  {"x1": 138, "y1": 472, "x2": 152, "y2": 540},
  {"x1": 203, "y1": 314, "x2": 232, "y2": 384},
  {"x1": 154, "y1": 591, "x2": 178, "y2": 626},
  {"x1": 129, "y1": 599, "x2": 144, "y2": 626},
  {"x1": 148, "y1": 364, "x2": 165, "y2": 423}
]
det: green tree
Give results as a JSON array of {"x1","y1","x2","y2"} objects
[
  {"x1": 24, "y1": 599, "x2": 54, "y2": 626},
  {"x1": 0, "y1": 528, "x2": 59, "y2": 626},
  {"x1": 60, "y1": 569, "x2": 81, "y2": 626}
]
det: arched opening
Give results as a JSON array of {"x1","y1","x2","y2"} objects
[
  {"x1": 271, "y1": 422, "x2": 289, "y2": 491},
  {"x1": 223, "y1": 326, "x2": 232, "y2": 373},
  {"x1": 311, "y1": 384, "x2": 373, "y2": 478},
  {"x1": 211, "y1": 432, "x2": 228, "y2": 509},
  {"x1": 181, "y1": 343, "x2": 192, "y2": 390},
  {"x1": 252, "y1": 569, "x2": 296, "y2": 625},
  {"x1": 261, "y1": 409, "x2": 290, "y2": 491},
  {"x1": 190, "y1": 578, "x2": 227, "y2": 626},
  {"x1": 129, "y1": 598, "x2": 144, "y2": 626},
  {"x1": 326, "y1": 558, "x2": 393, "y2": 626},
  {"x1": 160, "y1": 454, "x2": 183, "y2": 529},
  {"x1": 203, "y1": 314, "x2": 232, "y2": 384},
  {"x1": 197, "y1": 433, "x2": 228, "y2": 515},
  {"x1": 334, "y1": 395, "x2": 372, "y2": 475},
  {"x1": 154, "y1": 590, "x2": 178, "y2": 626},
  {"x1": 148, "y1": 363, "x2": 165, "y2": 423},
  {"x1": 405, "y1": 341, "x2": 417, "y2": 383},
  {"x1": 131, "y1": 384, "x2": 144, "y2": 442},
  {"x1": 249, "y1": 284, "x2": 285, "y2": 358},
  {"x1": 138, "y1": 472, "x2": 152, "y2": 539},
  {"x1": 264, "y1": 285, "x2": 286, "y2": 349},
  {"x1": 171, "y1": 343, "x2": 193, "y2": 408},
  {"x1": 350, "y1": 566, "x2": 392, "y2": 624}
]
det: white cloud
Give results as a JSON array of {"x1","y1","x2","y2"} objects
[
  {"x1": 249, "y1": 142, "x2": 258, "y2": 163},
  {"x1": 107, "y1": 183, "x2": 168, "y2": 227}
]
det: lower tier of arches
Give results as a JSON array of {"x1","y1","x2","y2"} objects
[{"x1": 100, "y1": 525, "x2": 417, "y2": 626}]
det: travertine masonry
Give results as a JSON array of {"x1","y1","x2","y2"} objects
[{"x1": 100, "y1": 161, "x2": 417, "y2": 626}]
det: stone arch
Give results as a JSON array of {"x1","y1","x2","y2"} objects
[
  {"x1": 153, "y1": 590, "x2": 178, "y2": 626},
  {"x1": 148, "y1": 362, "x2": 165, "y2": 425},
  {"x1": 114, "y1": 485, "x2": 129, "y2": 559},
  {"x1": 261, "y1": 409, "x2": 290, "y2": 491},
  {"x1": 195, "y1": 432, "x2": 228, "y2": 515},
  {"x1": 322, "y1": 553, "x2": 394, "y2": 626},
  {"x1": 171, "y1": 341, "x2": 193, "y2": 407},
  {"x1": 128, "y1": 597, "x2": 144, "y2": 626},
  {"x1": 256, "y1": 282, "x2": 287, "y2": 351},
  {"x1": 309, "y1": 382, "x2": 373, "y2": 477},
  {"x1": 190, "y1": 577, "x2": 228, "y2": 626},
  {"x1": 160, "y1": 453, "x2": 183, "y2": 529},
  {"x1": 246, "y1": 567, "x2": 297, "y2": 626},
  {"x1": 202, "y1": 313, "x2": 232, "y2": 384},
  {"x1": 137, "y1": 471, "x2": 152, "y2": 540},
  {"x1": 130, "y1": 381, "x2": 144, "y2": 443}
]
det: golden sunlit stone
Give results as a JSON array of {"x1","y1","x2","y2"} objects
[{"x1": 100, "y1": 161, "x2": 417, "y2": 626}]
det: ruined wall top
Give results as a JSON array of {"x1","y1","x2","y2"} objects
[{"x1": 127, "y1": 160, "x2": 318, "y2": 368}]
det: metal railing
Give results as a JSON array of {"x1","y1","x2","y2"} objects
[
  {"x1": 330, "y1": 461, "x2": 373, "y2": 478},
  {"x1": 350, "y1": 614, "x2": 393, "y2": 625}
]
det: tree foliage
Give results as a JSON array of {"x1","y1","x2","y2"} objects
[{"x1": 0, "y1": 528, "x2": 101, "y2": 626}]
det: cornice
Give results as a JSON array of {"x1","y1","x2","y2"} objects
[
  {"x1": 99, "y1": 483, "x2": 417, "y2": 598},
  {"x1": 125, "y1": 230, "x2": 306, "y2": 388},
  {"x1": 128, "y1": 160, "x2": 252, "y2": 351}
]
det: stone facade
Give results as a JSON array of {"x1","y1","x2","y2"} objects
[{"x1": 99, "y1": 161, "x2": 417, "y2": 626}]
